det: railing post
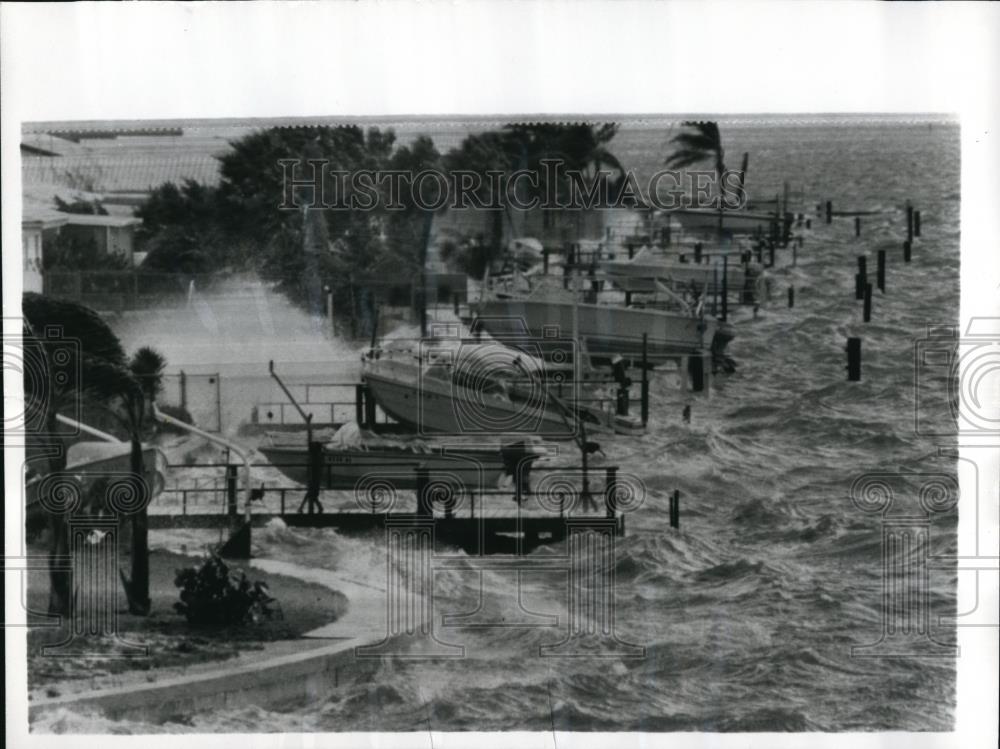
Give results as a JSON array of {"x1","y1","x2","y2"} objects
[
  {"x1": 640, "y1": 334, "x2": 649, "y2": 427},
  {"x1": 364, "y1": 384, "x2": 376, "y2": 427},
  {"x1": 225, "y1": 464, "x2": 238, "y2": 518},
  {"x1": 416, "y1": 466, "x2": 431, "y2": 517},
  {"x1": 721, "y1": 256, "x2": 729, "y2": 323},
  {"x1": 604, "y1": 467, "x2": 618, "y2": 519}
]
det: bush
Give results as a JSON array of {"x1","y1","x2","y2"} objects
[{"x1": 173, "y1": 554, "x2": 280, "y2": 628}]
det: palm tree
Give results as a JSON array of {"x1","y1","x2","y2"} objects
[
  {"x1": 665, "y1": 121, "x2": 746, "y2": 230},
  {"x1": 23, "y1": 293, "x2": 153, "y2": 616}
]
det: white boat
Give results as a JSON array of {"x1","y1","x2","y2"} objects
[
  {"x1": 362, "y1": 341, "x2": 638, "y2": 439},
  {"x1": 600, "y1": 249, "x2": 765, "y2": 301},
  {"x1": 670, "y1": 207, "x2": 779, "y2": 234},
  {"x1": 471, "y1": 274, "x2": 725, "y2": 367}
]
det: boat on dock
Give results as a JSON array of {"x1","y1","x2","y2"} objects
[
  {"x1": 471, "y1": 274, "x2": 727, "y2": 367},
  {"x1": 600, "y1": 248, "x2": 766, "y2": 301},
  {"x1": 259, "y1": 422, "x2": 539, "y2": 492},
  {"x1": 362, "y1": 340, "x2": 640, "y2": 438},
  {"x1": 670, "y1": 207, "x2": 778, "y2": 235}
]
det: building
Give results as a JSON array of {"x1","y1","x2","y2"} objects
[
  {"x1": 57, "y1": 213, "x2": 143, "y2": 264},
  {"x1": 22, "y1": 214, "x2": 67, "y2": 293}
]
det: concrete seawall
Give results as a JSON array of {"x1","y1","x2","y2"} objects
[{"x1": 29, "y1": 558, "x2": 393, "y2": 726}]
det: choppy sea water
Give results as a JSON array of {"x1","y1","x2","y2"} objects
[{"x1": 34, "y1": 118, "x2": 960, "y2": 733}]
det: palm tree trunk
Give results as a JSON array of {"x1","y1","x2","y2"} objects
[
  {"x1": 126, "y1": 434, "x2": 150, "y2": 615},
  {"x1": 44, "y1": 415, "x2": 71, "y2": 617}
]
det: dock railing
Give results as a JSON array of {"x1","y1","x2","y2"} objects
[{"x1": 158, "y1": 460, "x2": 627, "y2": 522}]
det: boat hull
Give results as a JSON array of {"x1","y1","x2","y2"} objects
[
  {"x1": 474, "y1": 299, "x2": 717, "y2": 365},
  {"x1": 600, "y1": 259, "x2": 752, "y2": 294},
  {"x1": 363, "y1": 360, "x2": 582, "y2": 439},
  {"x1": 671, "y1": 208, "x2": 777, "y2": 234}
]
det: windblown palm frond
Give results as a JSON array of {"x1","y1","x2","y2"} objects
[
  {"x1": 664, "y1": 121, "x2": 726, "y2": 175},
  {"x1": 129, "y1": 346, "x2": 167, "y2": 402}
]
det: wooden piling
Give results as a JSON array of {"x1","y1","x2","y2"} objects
[
  {"x1": 670, "y1": 490, "x2": 680, "y2": 529},
  {"x1": 825, "y1": 200, "x2": 832, "y2": 224},
  {"x1": 906, "y1": 204, "x2": 914, "y2": 243},
  {"x1": 855, "y1": 216, "x2": 861, "y2": 237},
  {"x1": 855, "y1": 273, "x2": 864, "y2": 301},
  {"x1": 604, "y1": 467, "x2": 618, "y2": 519},
  {"x1": 416, "y1": 467, "x2": 431, "y2": 517},
  {"x1": 721, "y1": 255, "x2": 729, "y2": 322},
  {"x1": 364, "y1": 385, "x2": 376, "y2": 426},
  {"x1": 847, "y1": 338, "x2": 862, "y2": 381},
  {"x1": 712, "y1": 266, "x2": 719, "y2": 317},
  {"x1": 877, "y1": 249, "x2": 886, "y2": 292},
  {"x1": 542, "y1": 249, "x2": 549, "y2": 275},
  {"x1": 688, "y1": 356, "x2": 706, "y2": 393},
  {"x1": 225, "y1": 464, "x2": 238, "y2": 518},
  {"x1": 903, "y1": 240, "x2": 912, "y2": 263},
  {"x1": 914, "y1": 210, "x2": 921, "y2": 237},
  {"x1": 863, "y1": 283, "x2": 872, "y2": 322},
  {"x1": 640, "y1": 334, "x2": 649, "y2": 427},
  {"x1": 788, "y1": 287, "x2": 795, "y2": 308}
]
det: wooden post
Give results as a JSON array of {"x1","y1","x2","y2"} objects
[
  {"x1": 179, "y1": 369, "x2": 187, "y2": 409},
  {"x1": 903, "y1": 240, "x2": 912, "y2": 263},
  {"x1": 787, "y1": 286, "x2": 795, "y2": 308},
  {"x1": 914, "y1": 210, "x2": 921, "y2": 237},
  {"x1": 712, "y1": 266, "x2": 719, "y2": 317},
  {"x1": 855, "y1": 216, "x2": 861, "y2": 237},
  {"x1": 863, "y1": 283, "x2": 872, "y2": 322},
  {"x1": 721, "y1": 255, "x2": 729, "y2": 323},
  {"x1": 688, "y1": 355, "x2": 706, "y2": 393},
  {"x1": 604, "y1": 467, "x2": 618, "y2": 519},
  {"x1": 640, "y1": 334, "x2": 649, "y2": 427},
  {"x1": 877, "y1": 249, "x2": 886, "y2": 292},
  {"x1": 364, "y1": 384, "x2": 376, "y2": 426},
  {"x1": 669, "y1": 490, "x2": 680, "y2": 529},
  {"x1": 847, "y1": 338, "x2": 862, "y2": 381},
  {"x1": 906, "y1": 204, "x2": 914, "y2": 243},
  {"x1": 825, "y1": 200, "x2": 832, "y2": 224},
  {"x1": 225, "y1": 464, "x2": 238, "y2": 518},
  {"x1": 416, "y1": 467, "x2": 431, "y2": 517}
]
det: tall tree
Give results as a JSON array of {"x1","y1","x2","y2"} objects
[
  {"x1": 23, "y1": 293, "x2": 153, "y2": 615},
  {"x1": 665, "y1": 121, "x2": 747, "y2": 227}
]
